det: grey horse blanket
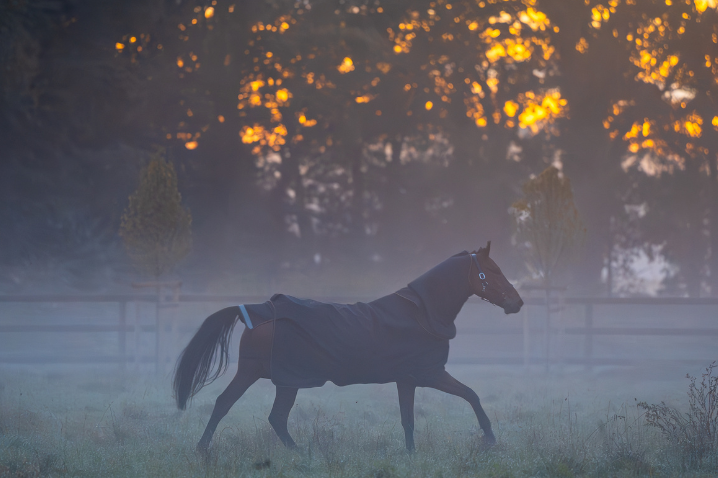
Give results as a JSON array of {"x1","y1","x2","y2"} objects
[{"x1": 241, "y1": 251, "x2": 473, "y2": 388}]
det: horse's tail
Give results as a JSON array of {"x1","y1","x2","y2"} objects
[{"x1": 173, "y1": 306, "x2": 241, "y2": 410}]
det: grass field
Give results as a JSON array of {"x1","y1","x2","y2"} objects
[{"x1": 0, "y1": 364, "x2": 716, "y2": 477}]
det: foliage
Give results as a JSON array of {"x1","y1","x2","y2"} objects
[
  {"x1": 119, "y1": 150, "x2": 192, "y2": 278},
  {"x1": 639, "y1": 361, "x2": 718, "y2": 470},
  {"x1": 3, "y1": 0, "x2": 718, "y2": 293},
  {"x1": 512, "y1": 166, "x2": 586, "y2": 283}
]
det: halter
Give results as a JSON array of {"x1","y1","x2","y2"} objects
[{"x1": 470, "y1": 253, "x2": 490, "y2": 294}]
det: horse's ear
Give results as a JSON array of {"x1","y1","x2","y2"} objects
[{"x1": 485, "y1": 241, "x2": 491, "y2": 256}]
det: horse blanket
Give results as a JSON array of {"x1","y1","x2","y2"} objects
[{"x1": 240, "y1": 251, "x2": 473, "y2": 388}]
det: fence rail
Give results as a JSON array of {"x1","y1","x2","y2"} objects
[{"x1": 1, "y1": 294, "x2": 716, "y2": 369}]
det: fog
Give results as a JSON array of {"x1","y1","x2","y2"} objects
[{"x1": 2, "y1": 0, "x2": 718, "y2": 475}]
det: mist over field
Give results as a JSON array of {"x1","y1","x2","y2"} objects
[{"x1": 2, "y1": 0, "x2": 718, "y2": 476}]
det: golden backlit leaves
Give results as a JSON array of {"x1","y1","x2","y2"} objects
[
  {"x1": 114, "y1": 1, "x2": 568, "y2": 156},
  {"x1": 386, "y1": 3, "x2": 562, "y2": 136},
  {"x1": 297, "y1": 112, "x2": 317, "y2": 127},
  {"x1": 673, "y1": 113, "x2": 703, "y2": 137},
  {"x1": 176, "y1": 131, "x2": 202, "y2": 150},
  {"x1": 619, "y1": 112, "x2": 706, "y2": 175},
  {"x1": 504, "y1": 100, "x2": 519, "y2": 117},
  {"x1": 604, "y1": 0, "x2": 718, "y2": 176},
  {"x1": 590, "y1": 3, "x2": 613, "y2": 29},
  {"x1": 376, "y1": 62, "x2": 391, "y2": 74},
  {"x1": 337, "y1": 57, "x2": 355, "y2": 74},
  {"x1": 470, "y1": 81, "x2": 484, "y2": 97},
  {"x1": 355, "y1": 94, "x2": 375, "y2": 104},
  {"x1": 251, "y1": 16, "x2": 294, "y2": 34},
  {"x1": 575, "y1": 37, "x2": 589, "y2": 53},
  {"x1": 465, "y1": 96, "x2": 487, "y2": 127},
  {"x1": 621, "y1": 118, "x2": 670, "y2": 157},
  {"x1": 477, "y1": 10, "x2": 555, "y2": 64},
  {"x1": 389, "y1": 20, "x2": 418, "y2": 54},
  {"x1": 694, "y1": 0, "x2": 718, "y2": 13},
  {"x1": 115, "y1": 33, "x2": 155, "y2": 59},
  {"x1": 516, "y1": 89, "x2": 568, "y2": 134},
  {"x1": 486, "y1": 77, "x2": 499, "y2": 94},
  {"x1": 240, "y1": 124, "x2": 287, "y2": 153},
  {"x1": 485, "y1": 38, "x2": 533, "y2": 63},
  {"x1": 235, "y1": 73, "x2": 296, "y2": 150},
  {"x1": 518, "y1": 8, "x2": 551, "y2": 31},
  {"x1": 429, "y1": 68, "x2": 455, "y2": 100}
]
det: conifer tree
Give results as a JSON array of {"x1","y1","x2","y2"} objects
[
  {"x1": 120, "y1": 149, "x2": 192, "y2": 279},
  {"x1": 512, "y1": 166, "x2": 585, "y2": 286}
]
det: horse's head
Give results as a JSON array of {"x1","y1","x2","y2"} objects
[{"x1": 468, "y1": 241, "x2": 523, "y2": 314}]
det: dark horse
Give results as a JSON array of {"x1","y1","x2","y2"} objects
[{"x1": 173, "y1": 243, "x2": 523, "y2": 456}]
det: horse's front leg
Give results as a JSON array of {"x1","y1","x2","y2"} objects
[
  {"x1": 396, "y1": 379, "x2": 416, "y2": 452},
  {"x1": 422, "y1": 371, "x2": 496, "y2": 446},
  {"x1": 268, "y1": 386, "x2": 299, "y2": 448}
]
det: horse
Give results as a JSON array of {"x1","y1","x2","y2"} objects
[{"x1": 173, "y1": 242, "x2": 523, "y2": 456}]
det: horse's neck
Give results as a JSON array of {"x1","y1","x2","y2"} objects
[{"x1": 408, "y1": 252, "x2": 473, "y2": 328}]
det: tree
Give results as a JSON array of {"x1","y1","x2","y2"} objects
[
  {"x1": 119, "y1": 150, "x2": 192, "y2": 279},
  {"x1": 99, "y1": 0, "x2": 717, "y2": 294},
  {"x1": 512, "y1": 165, "x2": 585, "y2": 371},
  {"x1": 512, "y1": 166, "x2": 585, "y2": 286}
]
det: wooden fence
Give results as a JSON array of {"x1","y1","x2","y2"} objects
[{"x1": 0, "y1": 294, "x2": 717, "y2": 371}]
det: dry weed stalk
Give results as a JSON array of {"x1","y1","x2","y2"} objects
[{"x1": 639, "y1": 361, "x2": 718, "y2": 470}]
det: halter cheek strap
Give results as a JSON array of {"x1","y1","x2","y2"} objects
[{"x1": 470, "y1": 253, "x2": 489, "y2": 293}]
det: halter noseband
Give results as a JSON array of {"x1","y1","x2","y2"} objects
[{"x1": 470, "y1": 253, "x2": 489, "y2": 294}]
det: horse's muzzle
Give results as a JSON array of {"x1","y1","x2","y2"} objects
[{"x1": 503, "y1": 298, "x2": 524, "y2": 315}]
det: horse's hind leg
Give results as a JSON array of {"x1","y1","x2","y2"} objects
[
  {"x1": 196, "y1": 358, "x2": 263, "y2": 456},
  {"x1": 268, "y1": 386, "x2": 298, "y2": 448}
]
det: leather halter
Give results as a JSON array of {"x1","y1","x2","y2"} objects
[{"x1": 470, "y1": 253, "x2": 489, "y2": 294}]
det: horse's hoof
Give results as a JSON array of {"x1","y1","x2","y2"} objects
[
  {"x1": 196, "y1": 443, "x2": 211, "y2": 463},
  {"x1": 480, "y1": 433, "x2": 497, "y2": 450}
]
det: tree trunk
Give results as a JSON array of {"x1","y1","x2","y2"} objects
[
  {"x1": 706, "y1": 138, "x2": 718, "y2": 297},
  {"x1": 349, "y1": 143, "x2": 365, "y2": 239}
]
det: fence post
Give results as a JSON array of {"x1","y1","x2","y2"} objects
[
  {"x1": 544, "y1": 288, "x2": 551, "y2": 373},
  {"x1": 155, "y1": 287, "x2": 161, "y2": 375},
  {"x1": 556, "y1": 293, "x2": 565, "y2": 373},
  {"x1": 134, "y1": 301, "x2": 141, "y2": 370},
  {"x1": 119, "y1": 301, "x2": 127, "y2": 375},
  {"x1": 584, "y1": 303, "x2": 593, "y2": 372},
  {"x1": 523, "y1": 302, "x2": 530, "y2": 371}
]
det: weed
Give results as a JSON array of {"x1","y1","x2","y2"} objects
[{"x1": 639, "y1": 361, "x2": 718, "y2": 470}]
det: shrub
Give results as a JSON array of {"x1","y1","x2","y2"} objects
[{"x1": 638, "y1": 361, "x2": 718, "y2": 470}]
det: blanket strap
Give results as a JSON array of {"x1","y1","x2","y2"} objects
[{"x1": 238, "y1": 304, "x2": 253, "y2": 329}]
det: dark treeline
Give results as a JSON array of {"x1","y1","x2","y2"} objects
[{"x1": 1, "y1": 0, "x2": 717, "y2": 296}]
